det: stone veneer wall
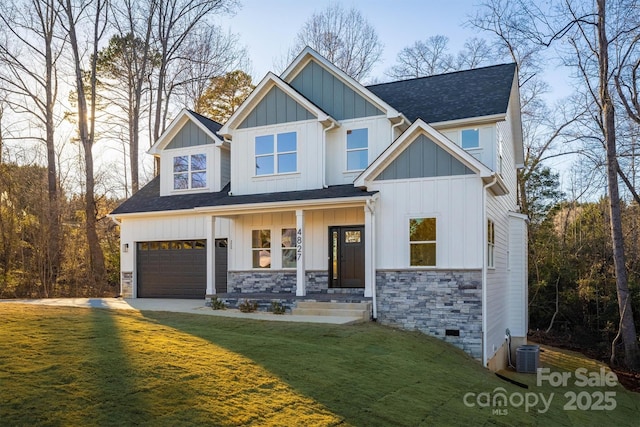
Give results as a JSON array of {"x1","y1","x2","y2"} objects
[
  {"x1": 227, "y1": 270, "x2": 329, "y2": 294},
  {"x1": 228, "y1": 271, "x2": 296, "y2": 293},
  {"x1": 376, "y1": 269, "x2": 483, "y2": 359}
]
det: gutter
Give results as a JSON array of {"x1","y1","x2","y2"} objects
[
  {"x1": 390, "y1": 117, "x2": 405, "y2": 142},
  {"x1": 482, "y1": 173, "x2": 498, "y2": 367}
]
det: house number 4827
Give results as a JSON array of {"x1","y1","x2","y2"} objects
[{"x1": 296, "y1": 228, "x2": 302, "y2": 261}]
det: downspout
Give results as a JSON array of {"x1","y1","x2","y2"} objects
[
  {"x1": 322, "y1": 122, "x2": 337, "y2": 188},
  {"x1": 390, "y1": 117, "x2": 405, "y2": 142},
  {"x1": 366, "y1": 198, "x2": 377, "y2": 319},
  {"x1": 482, "y1": 173, "x2": 498, "y2": 367}
]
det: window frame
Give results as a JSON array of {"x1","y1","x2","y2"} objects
[
  {"x1": 346, "y1": 128, "x2": 369, "y2": 171},
  {"x1": 251, "y1": 229, "x2": 271, "y2": 269},
  {"x1": 255, "y1": 132, "x2": 297, "y2": 176},
  {"x1": 409, "y1": 217, "x2": 437, "y2": 267},
  {"x1": 487, "y1": 219, "x2": 495, "y2": 268},
  {"x1": 172, "y1": 153, "x2": 207, "y2": 190},
  {"x1": 281, "y1": 228, "x2": 297, "y2": 269}
]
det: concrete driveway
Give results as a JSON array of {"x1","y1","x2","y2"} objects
[{"x1": 0, "y1": 298, "x2": 360, "y2": 324}]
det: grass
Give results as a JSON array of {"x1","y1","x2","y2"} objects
[{"x1": 0, "y1": 304, "x2": 637, "y2": 426}]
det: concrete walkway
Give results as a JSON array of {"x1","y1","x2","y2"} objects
[{"x1": 0, "y1": 298, "x2": 363, "y2": 324}]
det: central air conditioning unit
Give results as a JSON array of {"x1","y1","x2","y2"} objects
[{"x1": 516, "y1": 345, "x2": 540, "y2": 373}]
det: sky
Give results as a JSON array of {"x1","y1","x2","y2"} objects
[{"x1": 223, "y1": 0, "x2": 506, "y2": 82}]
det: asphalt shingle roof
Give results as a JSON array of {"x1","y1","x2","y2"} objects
[
  {"x1": 111, "y1": 176, "x2": 376, "y2": 215},
  {"x1": 367, "y1": 63, "x2": 516, "y2": 123},
  {"x1": 187, "y1": 109, "x2": 222, "y2": 134}
]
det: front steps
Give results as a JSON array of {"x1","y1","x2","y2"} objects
[{"x1": 292, "y1": 301, "x2": 371, "y2": 322}]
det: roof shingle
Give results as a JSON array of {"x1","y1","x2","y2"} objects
[{"x1": 367, "y1": 63, "x2": 516, "y2": 123}]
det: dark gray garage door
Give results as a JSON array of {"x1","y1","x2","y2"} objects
[{"x1": 137, "y1": 240, "x2": 206, "y2": 298}]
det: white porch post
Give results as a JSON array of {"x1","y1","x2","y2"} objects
[
  {"x1": 206, "y1": 216, "x2": 216, "y2": 297},
  {"x1": 364, "y1": 201, "x2": 376, "y2": 299},
  {"x1": 296, "y1": 209, "x2": 306, "y2": 296}
]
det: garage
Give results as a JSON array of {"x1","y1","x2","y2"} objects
[{"x1": 136, "y1": 240, "x2": 206, "y2": 298}]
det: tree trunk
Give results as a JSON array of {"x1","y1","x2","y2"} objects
[
  {"x1": 597, "y1": 0, "x2": 640, "y2": 370},
  {"x1": 63, "y1": 0, "x2": 106, "y2": 289}
]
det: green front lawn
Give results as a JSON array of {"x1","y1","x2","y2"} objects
[{"x1": 0, "y1": 304, "x2": 638, "y2": 426}]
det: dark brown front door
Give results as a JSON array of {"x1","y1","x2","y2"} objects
[{"x1": 329, "y1": 226, "x2": 365, "y2": 288}]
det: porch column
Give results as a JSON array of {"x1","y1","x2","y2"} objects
[
  {"x1": 296, "y1": 209, "x2": 306, "y2": 296},
  {"x1": 206, "y1": 216, "x2": 216, "y2": 297},
  {"x1": 364, "y1": 201, "x2": 376, "y2": 298}
]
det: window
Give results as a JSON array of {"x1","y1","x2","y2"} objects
[
  {"x1": 461, "y1": 128, "x2": 479, "y2": 149},
  {"x1": 281, "y1": 228, "x2": 296, "y2": 268},
  {"x1": 409, "y1": 218, "x2": 436, "y2": 266},
  {"x1": 252, "y1": 230, "x2": 271, "y2": 268},
  {"x1": 488, "y1": 220, "x2": 495, "y2": 268},
  {"x1": 255, "y1": 132, "x2": 297, "y2": 175},
  {"x1": 346, "y1": 128, "x2": 368, "y2": 170},
  {"x1": 173, "y1": 154, "x2": 206, "y2": 190}
]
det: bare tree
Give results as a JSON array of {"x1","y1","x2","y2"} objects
[
  {"x1": 0, "y1": 0, "x2": 65, "y2": 294},
  {"x1": 151, "y1": 0, "x2": 238, "y2": 150},
  {"x1": 172, "y1": 25, "x2": 249, "y2": 112},
  {"x1": 481, "y1": 0, "x2": 640, "y2": 370},
  {"x1": 99, "y1": 0, "x2": 159, "y2": 194},
  {"x1": 387, "y1": 36, "x2": 454, "y2": 79},
  {"x1": 60, "y1": 0, "x2": 109, "y2": 289},
  {"x1": 288, "y1": 3, "x2": 383, "y2": 81}
]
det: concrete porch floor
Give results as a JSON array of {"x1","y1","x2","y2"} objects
[{"x1": 0, "y1": 298, "x2": 367, "y2": 324}]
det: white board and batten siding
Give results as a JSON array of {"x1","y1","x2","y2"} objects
[
  {"x1": 230, "y1": 120, "x2": 324, "y2": 195},
  {"x1": 484, "y1": 116, "x2": 524, "y2": 359},
  {"x1": 119, "y1": 215, "x2": 230, "y2": 273},
  {"x1": 368, "y1": 176, "x2": 483, "y2": 269},
  {"x1": 325, "y1": 116, "x2": 391, "y2": 186},
  {"x1": 229, "y1": 208, "x2": 364, "y2": 271},
  {"x1": 508, "y1": 212, "x2": 528, "y2": 337}
]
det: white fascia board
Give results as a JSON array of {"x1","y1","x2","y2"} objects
[
  {"x1": 429, "y1": 113, "x2": 506, "y2": 130},
  {"x1": 148, "y1": 109, "x2": 223, "y2": 155},
  {"x1": 354, "y1": 119, "x2": 492, "y2": 187},
  {"x1": 218, "y1": 72, "x2": 338, "y2": 137},
  {"x1": 280, "y1": 46, "x2": 403, "y2": 121},
  {"x1": 508, "y1": 211, "x2": 529, "y2": 221}
]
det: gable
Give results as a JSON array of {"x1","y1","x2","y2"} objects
[
  {"x1": 166, "y1": 120, "x2": 216, "y2": 149},
  {"x1": 290, "y1": 60, "x2": 383, "y2": 120},
  {"x1": 375, "y1": 134, "x2": 475, "y2": 181},
  {"x1": 238, "y1": 86, "x2": 315, "y2": 129}
]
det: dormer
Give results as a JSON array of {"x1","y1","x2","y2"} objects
[{"x1": 149, "y1": 109, "x2": 230, "y2": 196}]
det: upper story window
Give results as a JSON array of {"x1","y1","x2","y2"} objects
[
  {"x1": 173, "y1": 154, "x2": 206, "y2": 190},
  {"x1": 409, "y1": 218, "x2": 436, "y2": 266},
  {"x1": 461, "y1": 128, "x2": 480, "y2": 149},
  {"x1": 346, "y1": 128, "x2": 368, "y2": 171},
  {"x1": 255, "y1": 132, "x2": 297, "y2": 176}
]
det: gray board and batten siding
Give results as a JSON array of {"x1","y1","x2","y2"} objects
[
  {"x1": 166, "y1": 120, "x2": 216, "y2": 149},
  {"x1": 290, "y1": 60, "x2": 383, "y2": 121},
  {"x1": 375, "y1": 134, "x2": 475, "y2": 181},
  {"x1": 238, "y1": 86, "x2": 315, "y2": 129}
]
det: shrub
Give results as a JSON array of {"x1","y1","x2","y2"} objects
[
  {"x1": 210, "y1": 296, "x2": 226, "y2": 310},
  {"x1": 270, "y1": 301, "x2": 286, "y2": 315},
  {"x1": 238, "y1": 299, "x2": 258, "y2": 313}
]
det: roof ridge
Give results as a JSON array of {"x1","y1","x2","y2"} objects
[
  {"x1": 366, "y1": 63, "x2": 516, "y2": 88},
  {"x1": 186, "y1": 109, "x2": 223, "y2": 127}
]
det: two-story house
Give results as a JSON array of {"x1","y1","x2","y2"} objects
[{"x1": 110, "y1": 47, "x2": 527, "y2": 371}]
